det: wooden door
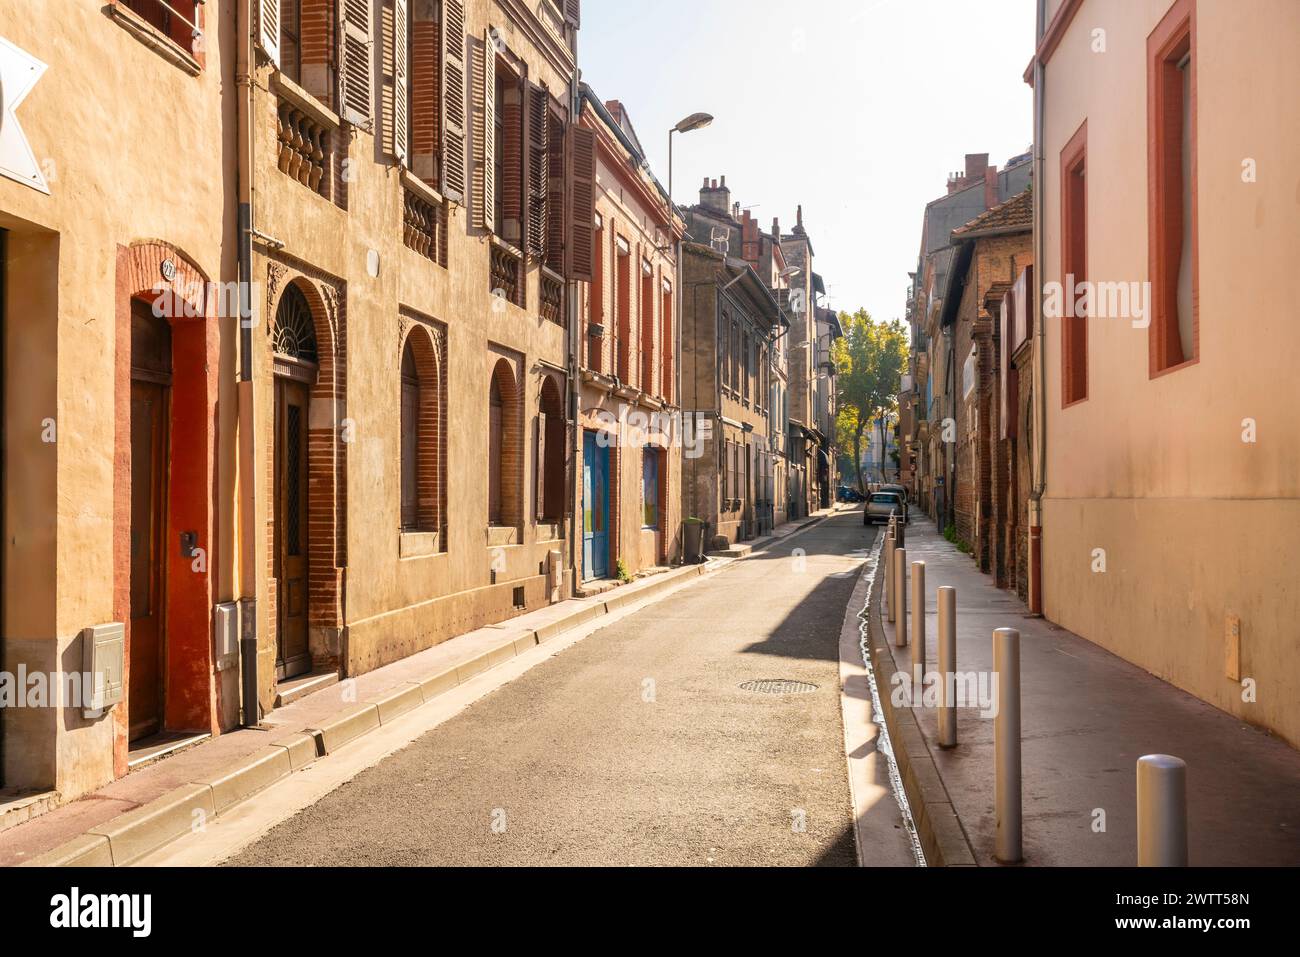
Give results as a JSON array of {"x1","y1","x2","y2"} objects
[
  {"x1": 274, "y1": 377, "x2": 312, "y2": 680},
  {"x1": 128, "y1": 302, "x2": 171, "y2": 741}
]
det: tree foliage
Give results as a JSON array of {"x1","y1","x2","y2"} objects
[{"x1": 832, "y1": 309, "x2": 909, "y2": 491}]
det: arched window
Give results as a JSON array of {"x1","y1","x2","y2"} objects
[
  {"x1": 399, "y1": 327, "x2": 443, "y2": 536},
  {"x1": 537, "y1": 375, "x2": 565, "y2": 523},
  {"x1": 489, "y1": 358, "x2": 521, "y2": 528}
]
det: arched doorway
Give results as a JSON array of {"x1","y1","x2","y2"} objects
[
  {"x1": 127, "y1": 298, "x2": 172, "y2": 740},
  {"x1": 271, "y1": 282, "x2": 319, "y2": 680}
]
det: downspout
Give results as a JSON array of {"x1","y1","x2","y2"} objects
[
  {"x1": 568, "y1": 69, "x2": 581, "y2": 592},
  {"x1": 1028, "y1": 0, "x2": 1048, "y2": 614},
  {"x1": 236, "y1": 0, "x2": 260, "y2": 724}
]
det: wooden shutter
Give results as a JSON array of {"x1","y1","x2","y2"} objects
[
  {"x1": 526, "y1": 83, "x2": 549, "y2": 256},
  {"x1": 341, "y1": 0, "x2": 372, "y2": 126},
  {"x1": 394, "y1": 0, "x2": 410, "y2": 161},
  {"x1": 257, "y1": 0, "x2": 281, "y2": 67},
  {"x1": 564, "y1": 0, "x2": 580, "y2": 27},
  {"x1": 536, "y1": 412, "x2": 547, "y2": 521},
  {"x1": 441, "y1": 0, "x2": 467, "y2": 200},
  {"x1": 473, "y1": 29, "x2": 496, "y2": 231},
  {"x1": 567, "y1": 124, "x2": 596, "y2": 281},
  {"x1": 545, "y1": 109, "x2": 566, "y2": 272}
]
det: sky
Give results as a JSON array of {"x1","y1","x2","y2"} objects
[{"x1": 578, "y1": 0, "x2": 1036, "y2": 321}]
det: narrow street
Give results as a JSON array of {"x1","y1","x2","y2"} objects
[{"x1": 209, "y1": 512, "x2": 904, "y2": 866}]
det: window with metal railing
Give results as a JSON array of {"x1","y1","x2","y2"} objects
[{"x1": 120, "y1": 0, "x2": 202, "y2": 56}]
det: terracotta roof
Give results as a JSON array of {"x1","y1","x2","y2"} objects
[{"x1": 951, "y1": 188, "x2": 1033, "y2": 239}]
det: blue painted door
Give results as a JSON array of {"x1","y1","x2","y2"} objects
[{"x1": 583, "y1": 432, "x2": 610, "y2": 580}]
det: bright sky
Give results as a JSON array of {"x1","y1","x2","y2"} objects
[{"x1": 579, "y1": 0, "x2": 1035, "y2": 321}]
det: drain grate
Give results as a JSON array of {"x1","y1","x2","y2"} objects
[{"x1": 739, "y1": 678, "x2": 818, "y2": 695}]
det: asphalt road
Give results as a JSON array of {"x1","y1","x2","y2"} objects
[{"x1": 227, "y1": 511, "x2": 878, "y2": 866}]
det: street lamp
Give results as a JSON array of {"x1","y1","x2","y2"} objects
[{"x1": 667, "y1": 111, "x2": 713, "y2": 208}]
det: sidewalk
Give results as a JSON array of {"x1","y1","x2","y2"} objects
[
  {"x1": 2, "y1": 506, "x2": 841, "y2": 867},
  {"x1": 870, "y1": 519, "x2": 1300, "y2": 867}
]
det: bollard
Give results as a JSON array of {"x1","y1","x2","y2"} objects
[
  {"x1": 884, "y1": 527, "x2": 896, "y2": 623},
  {"x1": 894, "y1": 514, "x2": 906, "y2": 548},
  {"x1": 993, "y1": 627, "x2": 1022, "y2": 863},
  {"x1": 911, "y1": 560, "x2": 926, "y2": 681},
  {"x1": 894, "y1": 547, "x2": 908, "y2": 648},
  {"x1": 937, "y1": 586, "x2": 957, "y2": 748},
  {"x1": 1137, "y1": 755, "x2": 1188, "y2": 866}
]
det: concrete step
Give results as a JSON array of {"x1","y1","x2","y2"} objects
[{"x1": 275, "y1": 669, "x2": 340, "y2": 708}]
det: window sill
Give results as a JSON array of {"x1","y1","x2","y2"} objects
[
  {"x1": 401, "y1": 167, "x2": 444, "y2": 207},
  {"x1": 272, "y1": 71, "x2": 340, "y2": 131},
  {"x1": 399, "y1": 530, "x2": 440, "y2": 559},
  {"x1": 1149, "y1": 355, "x2": 1200, "y2": 381},
  {"x1": 487, "y1": 525, "x2": 519, "y2": 547},
  {"x1": 107, "y1": 3, "x2": 202, "y2": 76}
]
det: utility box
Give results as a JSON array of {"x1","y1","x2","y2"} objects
[
  {"x1": 546, "y1": 549, "x2": 563, "y2": 603},
  {"x1": 214, "y1": 602, "x2": 240, "y2": 672},
  {"x1": 81, "y1": 622, "x2": 124, "y2": 719}
]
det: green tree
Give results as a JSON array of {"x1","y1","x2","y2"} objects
[{"x1": 832, "y1": 309, "x2": 909, "y2": 493}]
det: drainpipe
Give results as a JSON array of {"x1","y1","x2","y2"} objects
[
  {"x1": 236, "y1": 0, "x2": 260, "y2": 724},
  {"x1": 568, "y1": 74, "x2": 582, "y2": 593},
  {"x1": 1028, "y1": 0, "x2": 1048, "y2": 614}
]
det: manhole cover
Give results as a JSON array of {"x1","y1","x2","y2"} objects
[{"x1": 739, "y1": 679, "x2": 818, "y2": 695}]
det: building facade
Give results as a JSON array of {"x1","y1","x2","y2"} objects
[
  {"x1": 0, "y1": 0, "x2": 595, "y2": 803},
  {"x1": 1029, "y1": 0, "x2": 1300, "y2": 744},
  {"x1": 1, "y1": 0, "x2": 237, "y2": 798},
  {"x1": 574, "y1": 87, "x2": 682, "y2": 583},
  {"x1": 679, "y1": 237, "x2": 782, "y2": 550}
]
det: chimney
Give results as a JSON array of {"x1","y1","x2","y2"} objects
[
  {"x1": 700, "y1": 175, "x2": 731, "y2": 216},
  {"x1": 984, "y1": 164, "x2": 999, "y2": 210},
  {"x1": 772, "y1": 216, "x2": 781, "y2": 240},
  {"x1": 964, "y1": 152, "x2": 989, "y2": 185},
  {"x1": 793, "y1": 204, "x2": 806, "y2": 235}
]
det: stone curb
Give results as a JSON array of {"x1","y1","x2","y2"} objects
[
  {"x1": 22, "y1": 512, "x2": 843, "y2": 868},
  {"x1": 865, "y1": 532, "x2": 978, "y2": 868}
]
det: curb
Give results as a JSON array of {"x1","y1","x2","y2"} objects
[
  {"x1": 864, "y1": 529, "x2": 978, "y2": 868},
  {"x1": 22, "y1": 511, "x2": 843, "y2": 868}
]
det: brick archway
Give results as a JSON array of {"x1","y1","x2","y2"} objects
[
  {"x1": 113, "y1": 241, "x2": 220, "y2": 775},
  {"x1": 266, "y1": 267, "x2": 347, "y2": 677},
  {"x1": 536, "y1": 373, "x2": 566, "y2": 524}
]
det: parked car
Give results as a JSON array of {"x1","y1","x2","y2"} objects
[
  {"x1": 837, "y1": 484, "x2": 864, "y2": 503},
  {"x1": 864, "y1": 491, "x2": 905, "y2": 525},
  {"x1": 879, "y1": 484, "x2": 910, "y2": 522}
]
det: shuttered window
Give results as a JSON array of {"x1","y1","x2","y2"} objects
[
  {"x1": 341, "y1": 0, "x2": 371, "y2": 125},
  {"x1": 382, "y1": 0, "x2": 411, "y2": 162},
  {"x1": 567, "y1": 125, "x2": 596, "y2": 281},
  {"x1": 526, "y1": 83, "x2": 549, "y2": 255},
  {"x1": 474, "y1": 28, "x2": 498, "y2": 231},
  {"x1": 441, "y1": 0, "x2": 467, "y2": 199},
  {"x1": 545, "y1": 104, "x2": 566, "y2": 272}
]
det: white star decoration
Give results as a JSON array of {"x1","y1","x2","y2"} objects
[{"x1": 0, "y1": 34, "x2": 48, "y2": 194}]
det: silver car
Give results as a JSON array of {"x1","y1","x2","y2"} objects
[{"x1": 864, "y1": 491, "x2": 905, "y2": 525}]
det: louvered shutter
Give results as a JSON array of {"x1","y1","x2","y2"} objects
[
  {"x1": 474, "y1": 29, "x2": 496, "y2": 231},
  {"x1": 440, "y1": 0, "x2": 467, "y2": 200},
  {"x1": 341, "y1": 0, "x2": 372, "y2": 126},
  {"x1": 536, "y1": 412, "x2": 547, "y2": 522},
  {"x1": 564, "y1": 0, "x2": 580, "y2": 28},
  {"x1": 567, "y1": 125, "x2": 595, "y2": 281},
  {"x1": 545, "y1": 111, "x2": 566, "y2": 272},
  {"x1": 526, "y1": 84, "x2": 548, "y2": 256},
  {"x1": 394, "y1": 0, "x2": 410, "y2": 161},
  {"x1": 258, "y1": 0, "x2": 281, "y2": 67}
]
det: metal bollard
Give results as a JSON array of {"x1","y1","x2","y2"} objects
[
  {"x1": 1137, "y1": 755, "x2": 1188, "y2": 866},
  {"x1": 911, "y1": 560, "x2": 926, "y2": 681},
  {"x1": 937, "y1": 586, "x2": 957, "y2": 748},
  {"x1": 993, "y1": 627, "x2": 1022, "y2": 863},
  {"x1": 894, "y1": 547, "x2": 908, "y2": 648},
  {"x1": 883, "y1": 527, "x2": 894, "y2": 624}
]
